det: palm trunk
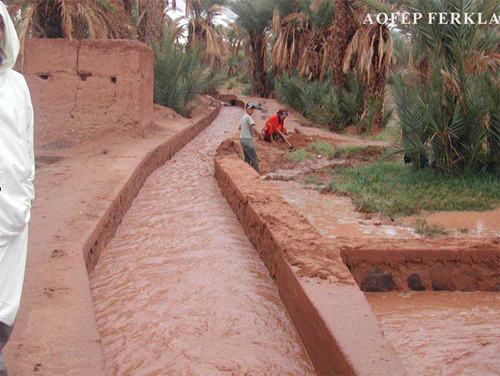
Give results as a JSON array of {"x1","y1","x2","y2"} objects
[
  {"x1": 249, "y1": 32, "x2": 269, "y2": 97},
  {"x1": 331, "y1": 0, "x2": 357, "y2": 87},
  {"x1": 365, "y1": 72, "x2": 386, "y2": 132},
  {"x1": 138, "y1": 0, "x2": 164, "y2": 45},
  {"x1": 365, "y1": 26, "x2": 389, "y2": 132}
]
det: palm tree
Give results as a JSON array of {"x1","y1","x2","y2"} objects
[
  {"x1": 271, "y1": 0, "x2": 336, "y2": 81},
  {"x1": 230, "y1": 0, "x2": 274, "y2": 97},
  {"x1": 137, "y1": 0, "x2": 166, "y2": 44},
  {"x1": 331, "y1": 0, "x2": 358, "y2": 87},
  {"x1": 362, "y1": 0, "x2": 500, "y2": 172},
  {"x1": 343, "y1": 23, "x2": 393, "y2": 131},
  {"x1": 224, "y1": 23, "x2": 246, "y2": 77},
  {"x1": 10, "y1": 0, "x2": 131, "y2": 42},
  {"x1": 185, "y1": 0, "x2": 227, "y2": 69}
]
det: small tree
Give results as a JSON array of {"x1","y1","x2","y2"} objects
[{"x1": 230, "y1": 0, "x2": 274, "y2": 97}]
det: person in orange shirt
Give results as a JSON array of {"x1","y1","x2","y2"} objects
[{"x1": 263, "y1": 109, "x2": 288, "y2": 143}]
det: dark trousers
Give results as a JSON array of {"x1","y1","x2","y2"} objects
[
  {"x1": 240, "y1": 138, "x2": 261, "y2": 175},
  {"x1": 0, "y1": 322, "x2": 13, "y2": 376}
]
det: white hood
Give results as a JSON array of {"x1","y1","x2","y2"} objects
[{"x1": 0, "y1": 1, "x2": 20, "y2": 74}]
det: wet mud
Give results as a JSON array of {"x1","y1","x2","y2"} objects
[
  {"x1": 404, "y1": 208, "x2": 500, "y2": 238},
  {"x1": 366, "y1": 292, "x2": 500, "y2": 376},
  {"x1": 268, "y1": 180, "x2": 417, "y2": 239},
  {"x1": 90, "y1": 107, "x2": 315, "y2": 375}
]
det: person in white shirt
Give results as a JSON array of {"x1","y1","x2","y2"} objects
[
  {"x1": 0, "y1": 3, "x2": 35, "y2": 374},
  {"x1": 239, "y1": 102, "x2": 262, "y2": 175}
]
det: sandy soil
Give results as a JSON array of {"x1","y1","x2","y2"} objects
[{"x1": 4, "y1": 99, "x2": 217, "y2": 376}]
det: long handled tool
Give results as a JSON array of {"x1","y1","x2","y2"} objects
[{"x1": 276, "y1": 128, "x2": 295, "y2": 151}]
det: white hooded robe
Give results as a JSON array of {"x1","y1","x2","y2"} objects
[{"x1": 0, "y1": 1, "x2": 35, "y2": 327}]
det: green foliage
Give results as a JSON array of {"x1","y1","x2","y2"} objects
[
  {"x1": 241, "y1": 83, "x2": 252, "y2": 96},
  {"x1": 285, "y1": 148, "x2": 316, "y2": 162},
  {"x1": 310, "y1": 142, "x2": 336, "y2": 157},
  {"x1": 229, "y1": 0, "x2": 274, "y2": 36},
  {"x1": 414, "y1": 220, "x2": 450, "y2": 238},
  {"x1": 277, "y1": 72, "x2": 391, "y2": 132},
  {"x1": 154, "y1": 36, "x2": 226, "y2": 116},
  {"x1": 327, "y1": 161, "x2": 500, "y2": 217},
  {"x1": 383, "y1": 0, "x2": 500, "y2": 174}
]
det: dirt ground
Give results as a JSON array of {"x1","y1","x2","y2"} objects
[{"x1": 5, "y1": 98, "x2": 218, "y2": 376}]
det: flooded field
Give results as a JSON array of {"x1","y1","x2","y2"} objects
[
  {"x1": 366, "y1": 292, "x2": 500, "y2": 376},
  {"x1": 403, "y1": 208, "x2": 500, "y2": 238},
  {"x1": 90, "y1": 107, "x2": 315, "y2": 375},
  {"x1": 268, "y1": 180, "x2": 417, "y2": 239}
]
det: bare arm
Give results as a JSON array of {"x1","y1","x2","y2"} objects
[{"x1": 251, "y1": 124, "x2": 263, "y2": 140}]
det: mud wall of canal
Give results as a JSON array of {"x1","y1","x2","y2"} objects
[
  {"x1": 341, "y1": 241, "x2": 500, "y2": 292},
  {"x1": 85, "y1": 103, "x2": 221, "y2": 273},
  {"x1": 16, "y1": 39, "x2": 153, "y2": 148},
  {"x1": 214, "y1": 148, "x2": 407, "y2": 376}
]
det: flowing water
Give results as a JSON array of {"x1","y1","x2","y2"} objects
[
  {"x1": 268, "y1": 180, "x2": 417, "y2": 239},
  {"x1": 366, "y1": 292, "x2": 500, "y2": 376},
  {"x1": 90, "y1": 107, "x2": 315, "y2": 376}
]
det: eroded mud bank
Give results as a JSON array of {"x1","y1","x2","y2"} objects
[{"x1": 90, "y1": 107, "x2": 315, "y2": 375}]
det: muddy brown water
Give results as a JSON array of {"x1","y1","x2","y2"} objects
[
  {"x1": 90, "y1": 107, "x2": 315, "y2": 375},
  {"x1": 403, "y1": 208, "x2": 500, "y2": 238},
  {"x1": 268, "y1": 180, "x2": 417, "y2": 239},
  {"x1": 366, "y1": 292, "x2": 500, "y2": 376}
]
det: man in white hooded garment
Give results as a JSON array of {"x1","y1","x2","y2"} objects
[{"x1": 0, "y1": 2, "x2": 35, "y2": 374}]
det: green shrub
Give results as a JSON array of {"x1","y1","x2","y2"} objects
[
  {"x1": 276, "y1": 72, "x2": 392, "y2": 132},
  {"x1": 154, "y1": 37, "x2": 225, "y2": 116},
  {"x1": 387, "y1": 0, "x2": 500, "y2": 174}
]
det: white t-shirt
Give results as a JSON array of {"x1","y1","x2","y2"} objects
[{"x1": 240, "y1": 113, "x2": 255, "y2": 139}]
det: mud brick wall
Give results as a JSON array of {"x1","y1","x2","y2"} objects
[{"x1": 16, "y1": 39, "x2": 154, "y2": 148}]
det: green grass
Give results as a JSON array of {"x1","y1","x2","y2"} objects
[
  {"x1": 414, "y1": 220, "x2": 450, "y2": 238},
  {"x1": 310, "y1": 141, "x2": 336, "y2": 157},
  {"x1": 327, "y1": 161, "x2": 500, "y2": 217},
  {"x1": 285, "y1": 148, "x2": 316, "y2": 162},
  {"x1": 372, "y1": 121, "x2": 401, "y2": 143},
  {"x1": 308, "y1": 143, "x2": 384, "y2": 160}
]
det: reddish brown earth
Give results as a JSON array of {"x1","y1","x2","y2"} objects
[{"x1": 4, "y1": 102, "x2": 218, "y2": 376}]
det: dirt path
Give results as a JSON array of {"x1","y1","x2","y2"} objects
[{"x1": 90, "y1": 107, "x2": 315, "y2": 375}]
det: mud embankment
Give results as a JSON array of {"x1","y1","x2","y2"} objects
[
  {"x1": 214, "y1": 149, "x2": 407, "y2": 375},
  {"x1": 84, "y1": 104, "x2": 221, "y2": 272},
  {"x1": 341, "y1": 241, "x2": 500, "y2": 292}
]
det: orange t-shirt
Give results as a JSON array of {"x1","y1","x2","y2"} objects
[{"x1": 265, "y1": 115, "x2": 287, "y2": 136}]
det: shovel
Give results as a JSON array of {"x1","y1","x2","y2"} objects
[{"x1": 277, "y1": 128, "x2": 295, "y2": 151}]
